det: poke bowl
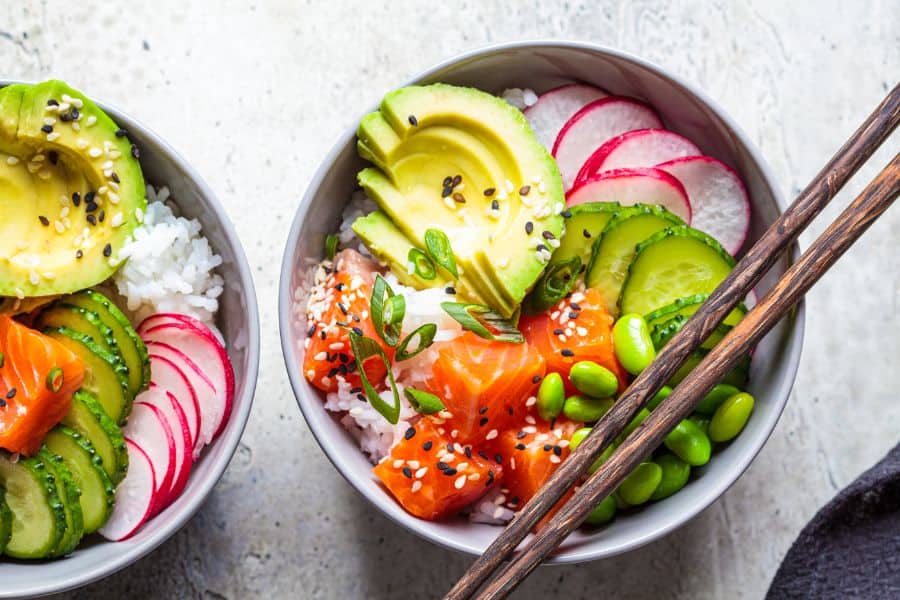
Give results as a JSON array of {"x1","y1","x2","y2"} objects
[
  {"x1": 0, "y1": 80, "x2": 259, "y2": 597},
  {"x1": 280, "y1": 41, "x2": 804, "y2": 563}
]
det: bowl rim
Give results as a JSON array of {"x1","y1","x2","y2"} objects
[
  {"x1": 0, "y1": 80, "x2": 261, "y2": 597},
  {"x1": 278, "y1": 40, "x2": 805, "y2": 563}
]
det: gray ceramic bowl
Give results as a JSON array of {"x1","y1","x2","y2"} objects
[
  {"x1": 0, "y1": 82, "x2": 260, "y2": 597},
  {"x1": 279, "y1": 42, "x2": 804, "y2": 563}
]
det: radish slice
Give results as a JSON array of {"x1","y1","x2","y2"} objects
[
  {"x1": 566, "y1": 168, "x2": 692, "y2": 223},
  {"x1": 523, "y1": 83, "x2": 608, "y2": 150},
  {"x1": 135, "y1": 390, "x2": 192, "y2": 514},
  {"x1": 124, "y1": 402, "x2": 176, "y2": 515},
  {"x1": 575, "y1": 128, "x2": 701, "y2": 186},
  {"x1": 146, "y1": 341, "x2": 220, "y2": 457},
  {"x1": 149, "y1": 353, "x2": 201, "y2": 448},
  {"x1": 552, "y1": 97, "x2": 662, "y2": 190},
  {"x1": 99, "y1": 440, "x2": 157, "y2": 542},
  {"x1": 657, "y1": 156, "x2": 751, "y2": 254}
]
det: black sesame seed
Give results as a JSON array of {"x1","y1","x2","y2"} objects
[
  {"x1": 569, "y1": 311, "x2": 578, "y2": 319},
  {"x1": 338, "y1": 353, "x2": 349, "y2": 363},
  {"x1": 0, "y1": 399, "x2": 5, "y2": 408},
  {"x1": 72, "y1": 192, "x2": 81, "y2": 206},
  {"x1": 532, "y1": 375, "x2": 541, "y2": 384},
  {"x1": 423, "y1": 441, "x2": 433, "y2": 451},
  {"x1": 464, "y1": 447, "x2": 472, "y2": 459},
  {"x1": 85, "y1": 191, "x2": 95, "y2": 203},
  {"x1": 103, "y1": 243, "x2": 112, "y2": 257},
  {"x1": 553, "y1": 445, "x2": 562, "y2": 456},
  {"x1": 478, "y1": 450, "x2": 489, "y2": 460},
  {"x1": 5, "y1": 388, "x2": 16, "y2": 399},
  {"x1": 436, "y1": 461, "x2": 449, "y2": 471},
  {"x1": 307, "y1": 324, "x2": 317, "y2": 337},
  {"x1": 111, "y1": 172, "x2": 120, "y2": 183},
  {"x1": 447, "y1": 443, "x2": 455, "y2": 453},
  {"x1": 131, "y1": 144, "x2": 140, "y2": 158},
  {"x1": 570, "y1": 302, "x2": 581, "y2": 310},
  {"x1": 452, "y1": 193, "x2": 466, "y2": 203},
  {"x1": 86, "y1": 214, "x2": 97, "y2": 226},
  {"x1": 516, "y1": 431, "x2": 526, "y2": 439},
  {"x1": 99, "y1": 210, "x2": 105, "y2": 223},
  {"x1": 510, "y1": 496, "x2": 520, "y2": 506},
  {"x1": 484, "y1": 187, "x2": 495, "y2": 196},
  {"x1": 402, "y1": 467, "x2": 413, "y2": 478},
  {"x1": 525, "y1": 221, "x2": 534, "y2": 234},
  {"x1": 443, "y1": 468, "x2": 458, "y2": 476},
  {"x1": 47, "y1": 99, "x2": 59, "y2": 106},
  {"x1": 356, "y1": 393, "x2": 366, "y2": 402},
  {"x1": 408, "y1": 115, "x2": 418, "y2": 126},
  {"x1": 115, "y1": 128, "x2": 127, "y2": 138},
  {"x1": 491, "y1": 199, "x2": 499, "y2": 210},
  {"x1": 70, "y1": 107, "x2": 80, "y2": 120},
  {"x1": 452, "y1": 175, "x2": 462, "y2": 187},
  {"x1": 543, "y1": 444, "x2": 553, "y2": 452},
  {"x1": 442, "y1": 176, "x2": 453, "y2": 187},
  {"x1": 41, "y1": 124, "x2": 53, "y2": 133},
  {"x1": 444, "y1": 286, "x2": 456, "y2": 295},
  {"x1": 561, "y1": 209, "x2": 572, "y2": 218},
  {"x1": 515, "y1": 443, "x2": 526, "y2": 451},
  {"x1": 536, "y1": 244, "x2": 548, "y2": 253},
  {"x1": 319, "y1": 331, "x2": 326, "y2": 340},
  {"x1": 553, "y1": 328, "x2": 564, "y2": 335},
  {"x1": 561, "y1": 349, "x2": 574, "y2": 357},
  {"x1": 337, "y1": 302, "x2": 348, "y2": 315},
  {"x1": 85, "y1": 201, "x2": 98, "y2": 213},
  {"x1": 335, "y1": 320, "x2": 349, "y2": 327},
  {"x1": 441, "y1": 187, "x2": 453, "y2": 198},
  {"x1": 327, "y1": 367, "x2": 339, "y2": 378},
  {"x1": 479, "y1": 406, "x2": 488, "y2": 415},
  {"x1": 48, "y1": 151, "x2": 58, "y2": 165},
  {"x1": 479, "y1": 417, "x2": 489, "y2": 426},
  {"x1": 507, "y1": 407, "x2": 514, "y2": 416},
  {"x1": 404, "y1": 427, "x2": 416, "y2": 440},
  {"x1": 519, "y1": 185, "x2": 531, "y2": 196},
  {"x1": 75, "y1": 250, "x2": 83, "y2": 260},
  {"x1": 38, "y1": 215, "x2": 50, "y2": 226},
  {"x1": 582, "y1": 229, "x2": 592, "y2": 239},
  {"x1": 494, "y1": 454, "x2": 503, "y2": 465},
  {"x1": 542, "y1": 230, "x2": 555, "y2": 240},
  {"x1": 352, "y1": 326, "x2": 364, "y2": 336},
  {"x1": 59, "y1": 112, "x2": 72, "y2": 123}
]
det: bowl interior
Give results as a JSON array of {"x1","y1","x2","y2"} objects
[
  {"x1": 0, "y1": 93, "x2": 259, "y2": 597},
  {"x1": 283, "y1": 42, "x2": 802, "y2": 563}
]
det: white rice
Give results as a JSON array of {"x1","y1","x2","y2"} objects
[
  {"x1": 468, "y1": 488, "x2": 515, "y2": 525},
  {"x1": 338, "y1": 191, "x2": 377, "y2": 256},
  {"x1": 112, "y1": 185, "x2": 224, "y2": 329},
  {"x1": 500, "y1": 87, "x2": 539, "y2": 110}
]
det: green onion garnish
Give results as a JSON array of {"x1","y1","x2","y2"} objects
[
  {"x1": 408, "y1": 248, "x2": 436, "y2": 280},
  {"x1": 370, "y1": 275, "x2": 404, "y2": 347},
  {"x1": 46, "y1": 367, "x2": 64, "y2": 392},
  {"x1": 441, "y1": 302, "x2": 524, "y2": 343},
  {"x1": 395, "y1": 323, "x2": 437, "y2": 361},
  {"x1": 524, "y1": 256, "x2": 581, "y2": 314},
  {"x1": 0, "y1": 351, "x2": 4, "y2": 368},
  {"x1": 404, "y1": 387, "x2": 445, "y2": 415},
  {"x1": 424, "y1": 228, "x2": 458, "y2": 278},
  {"x1": 348, "y1": 331, "x2": 401, "y2": 424},
  {"x1": 324, "y1": 234, "x2": 339, "y2": 260}
]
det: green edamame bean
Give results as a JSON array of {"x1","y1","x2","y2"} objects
[
  {"x1": 616, "y1": 408, "x2": 650, "y2": 444},
  {"x1": 617, "y1": 462, "x2": 663, "y2": 505},
  {"x1": 664, "y1": 419, "x2": 712, "y2": 466},
  {"x1": 650, "y1": 453, "x2": 691, "y2": 500},
  {"x1": 536, "y1": 372, "x2": 565, "y2": 421},
  {"x1": 613, "y1": 314, "x2": 656, "y2": 375},
  {"x1": 688, "y1": 414, "x2": 710, "y2": 435},
  {"x1": 568, "y1": 427, "x2": 616, "y2": 474},
  {"x1": 613, "y1": 490, "x2": 631, "y2": 509},
  {"x1": 569, "y1": 361, "x2": 618, "y2": 398},
  {"x1": 709, "y1": 392, "x2": 755, "y2": 442},
  {"x1": 584, "y1": 495, "x2": 616, "y2": 525},
  {"x1": 563, "y1": 394, "x2": 613, "y2": 423},
  {"x1": 695, "y1": 383, "x2": 741, "y2": 415},
  {"x1": 647, "y1": 385, "x2": 673, "y2": 411}
]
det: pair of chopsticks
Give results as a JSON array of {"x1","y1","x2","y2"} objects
[{"x1": 448, "y1": 82, "x2": 900, "y2": 600}]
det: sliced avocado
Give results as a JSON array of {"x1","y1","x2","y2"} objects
[
  {"x1": 355, "y1": 84, "x2": 565, "y2": 317},
  {"x1": 0, "y1": 80, "x2": 147, "y2": 298}
]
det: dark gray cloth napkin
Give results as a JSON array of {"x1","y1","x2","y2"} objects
[{"x1": 767, "y1": 442, "x2": 900, "y2": 599}]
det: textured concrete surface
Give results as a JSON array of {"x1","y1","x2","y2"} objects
[{"x1": 1, "y1": 1, "x2": 898, "y2": 598}]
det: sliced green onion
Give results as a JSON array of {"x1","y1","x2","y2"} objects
[
  {"x1": 408, "y1": 248, "x2": 436, "y2": 280},
  {"x1": 348, "y1": 332, "x2": 401, "y2": 424},
  {"x1": 404, "y1": 387, "x2": 445, "y2": 415},
  {"x1": 0, "y1": 351, "x2": 4, "y2": 368},
  {"x1": 395, "y1": 323, "x2": 437, "y2": 361},
  {"x1": 370, "y1": 275, "x2": 404, "y2": 347},
  {"x1": 46, "y1": 367, "x2": 64, "y2": 393},
  {"x1": 524, "y1": 256, "x2": 581, "y2": 314},
  {"x1": 324, "y1": 234, "x2": 339, "y2": 260},
  {"x1": 441, "y1": 302, "x2": 524, "y2": 343},
  {"x1": 424, "y1": 228, "x2": 458, "y2": 278}
]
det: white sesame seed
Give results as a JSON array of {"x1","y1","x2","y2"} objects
[
  {"x1": 110, "y1": 212, "x2": 124, "y2": 227},
  {"x1": 442, "y1": 453, "x2": 455, "y2": 463},
  {"x1": 525, "y1": 415, "x2": 536, "y2": 425},
  {"x1": 313, "y1": 351, "x2": 327, "y2": 361},
  {"x1": 5, "y1": 156, "x2": 18, "y2": 165},
  {"x1": 88, "y1": 147, "x2": 102, "y2": 158},
  {"x1": 456, "y1": 462, "x2": 469, "y2": 471},
  {"x1": 53, "y1": 221, "x2": 65, "y2": 233},
  {"x1": 59, "y1": 207, "x2": 69, "y2": 218},
  {"x1": 392, "y1": 459, "x2": 404, "y2": 469},
  {"x1": 443, "y1": 197, "x2": 456, "y2": 210},
  {"x1": 577, "y1": 327, "x2": 588, "y2": 337},
  {"x1": 29, "y1": 271, "x2": 39, "y2": 285},
  {"x1": 72, "y1": 122, "x2": 80, "y2": 132},
  {"x1": 46, "y1": 132, "x2": 60, "y2": 142},
  {"x1": 451, "y1": 429, "x2": 459, "y2": 439},
  {"x1": 328, "y1": 342, "x2": 344, "y2": 351},
  {"x1": 511, "y1": 457, "x2": 517, "y2": 470},
  {"x1": 43, "y1": 117, "x2": 56, "y2": 126},
  {"x1": 485, "y1": 429, "x2": 498, "y2": 441},
  {"x1": 550, "y1": 455, "x2": 561, "y2": 464},
  {"x1": 37, "y1": 169, "x2": 52, "y2": 180},
  {"x1": 58, "y1": 102, "x2": 70, "y2": 111},
  {"x1": 86, "y1": 115, "x2": 97, "y2": 127},
  {"x1": 468, "y1": 473, "x2": 481, "y2": 481},
  {"x1": 102, "y1": 160, "x2": 114, "y2": 170},
  {"x1": 76, "y1": 139, "x2": 89, "y2": 149},
  {"x1": 505, "y1": 179, "x2": 514, "y2": 193},
  {"x1": 71, "y1": 98, "x2": 84, "y2": 109},
  {"x1": 525, "y1": 396, "x2": 537, "y2": 407},
  {"x1": 492, "y1": 506, "x2": 505, "y2": 519},
  {"x1": 415, "y1": 467, "x2": 428, "y2": 479},
  {"x1": 108, "y1": 150, "x2": 121, "y2": 159},
  {"x1": 454, "y1": 475, "x2": 467, "y2": 489},
  {"x1": 411, "y1": 481, "x2": 422, "y2": 493},
  {"x1": 14, "y1": 288, "x2": 24, "y2": 299}
]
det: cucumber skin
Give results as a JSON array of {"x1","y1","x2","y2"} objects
[
  {"x1": 0, "y1": 452, "x2": 67, "y2": 560},
  {"x1": 44, "y1": 426, "x2": 115, "y2": 535},
  {"x1": 61, "y1": 390, "x2": 129, "y2": 485},
  {"x1": 0, "y1": 489, "x2": 11, "y2": 555},
  {"x1": 40, "y1": 449, "x2": 84, "y2": 558},
  {"x1": 650, "y1": 314, "x2": 733, "y2": 350},
  {"x1": 65, "y1": 290, "x2": 150, "y2": 397},
  {"x1": 618, "y1": 225, "x2": 736, "y2": 316},
  {"x1": 43, "y1": 325, "x2": 132, "y2": 424},
  {"x1": 644, "y1": 293, "x2": 747, "y2": 329}
]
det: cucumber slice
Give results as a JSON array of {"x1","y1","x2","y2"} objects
[
  {"x1": 0, "y1": 451, "x2": 67, "y2": 559},
  {"x1": 44, "y1": 427, "x2": 115, "y2": 534},
  {"x1": 61, "y1": 390, "x2": 129, "y2": 485},
  {"x1": 669, "y1": 349, "x2": 750, "y2": 387},
  {"x1": 644, "y1": 293, "x2": 746, "y2": 330},
  {"x1": 619, "y1": 225, "x2": 736, "y2": 317},
  {"x1": 650, "y1": 314, "x2": 732, "y2": 350},
  {"x1": 587, "y1": 205, "x2": 685, "y2": 316},
  {"x1": 65, "y1": 290, "x2": 150, "y2": 398},
  {"x1": 43, "y1": 326, "x2": 131, "y2": 424},
  {"x1": 40, "y1": 449, "x2": 84, "y2": 558},
  {"x1": 0, "y1": 488, "x2": 11, "y2": 555},
  {"x1": 37, "y1": 304, "x2": 121, "y2": 360},
  {"x1": 554, "y1": 202, "x2": 621, "y2": 267}
]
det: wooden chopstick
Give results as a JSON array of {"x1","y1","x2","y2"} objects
[
  {"x1": 446, "y1": 83, "x2": 900, "y2": 600},
  {"x1": 478, "y1": 151, "x2": 900, "y2": 598}
]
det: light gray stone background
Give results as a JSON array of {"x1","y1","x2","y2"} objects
[{"x1": 2, "y1": 0, "x2": 898, "y2": 598}]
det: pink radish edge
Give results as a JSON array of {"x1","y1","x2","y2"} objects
[
  {"x1": 98, "y1": 440, "x2": 157, "y2": 542},
  {"x1": 149, "y1": 354, "x2": 202, "y2": 449},
  {"x1": 126, "y1": 402, "x2": 177, "y2": 517},
  {"x1": 566, "y1": 167, "x2": 692, "y2": 223},
  {"x1": 522, "y1": 83, "x2": 608, "y2": 149}
]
